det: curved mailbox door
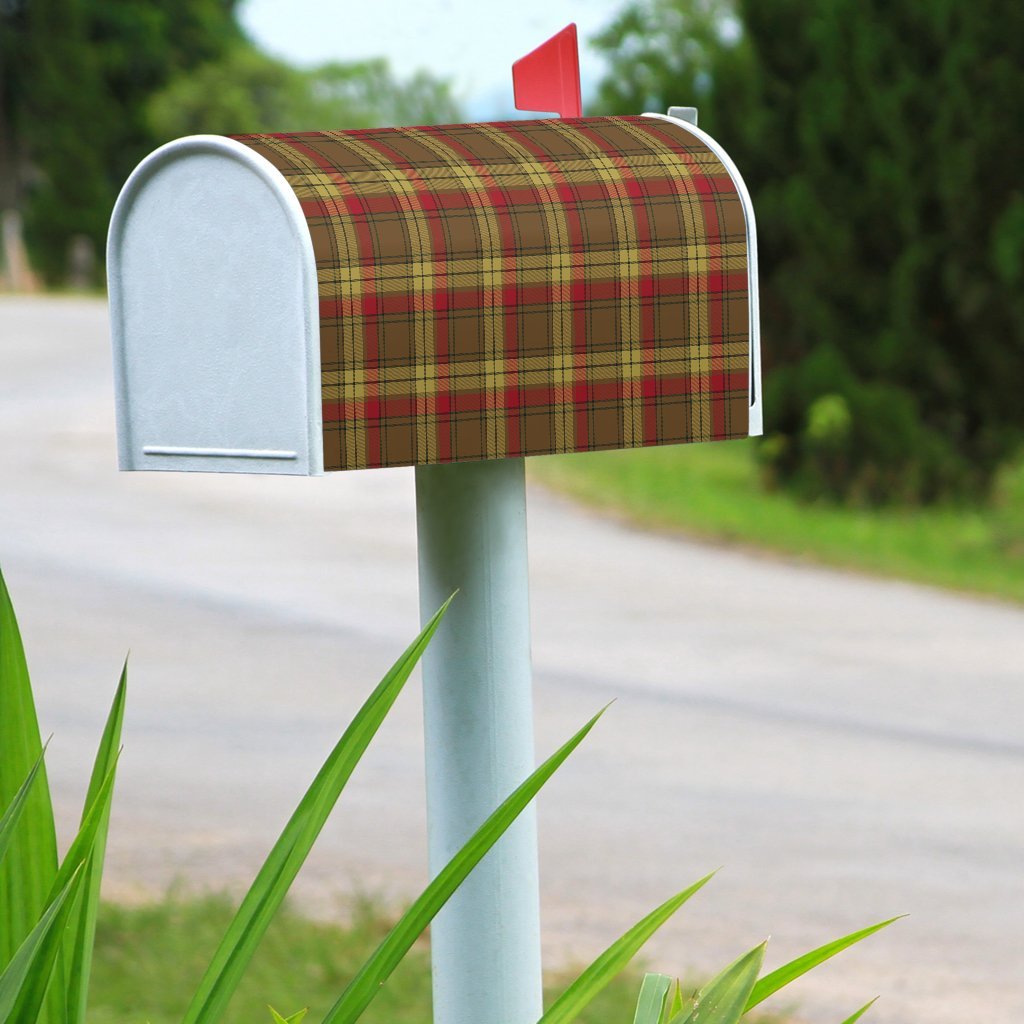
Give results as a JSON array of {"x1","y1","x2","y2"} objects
[{"x1": 108, "y1": 136, "x2": 323, "y2": 475}]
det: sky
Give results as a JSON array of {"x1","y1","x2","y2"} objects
[{"x1": 238, "y1": 0, "x2": 627, "y2": 120}]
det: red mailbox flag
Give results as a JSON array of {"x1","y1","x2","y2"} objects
[{"x1": 512, "y1": 24, "x2": 583, "y2": 118}]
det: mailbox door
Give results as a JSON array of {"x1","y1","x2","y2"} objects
[{"x1": 108, "y1": 136, "x2": 323, "y2": 476}]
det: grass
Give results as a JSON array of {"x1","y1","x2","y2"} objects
[
  {"x1": 530, "y1": 440, "x2": 1024, "y2": 604},
  {"x1": 86, "y1": 895, "x2": 646, "y2": 1024},
  {"x1": 88, "y1": 895, "x2": 432, "y2": 1024}
]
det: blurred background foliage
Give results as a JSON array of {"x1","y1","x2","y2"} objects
[
  {"x1": 0, "y1": 0, "x2": 463, "y2": 284},
  {"x1": 595, "y1": 0, "x2": 1024, "y2": 505},
  {"x1": 1, "y1": 0, "x2": 1022, "y2": 516},
  {"x1": 147, "y1": 50, "x2": 462, "y2": 140}
]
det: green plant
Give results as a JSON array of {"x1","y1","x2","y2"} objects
[
  {"x1": 1, "y1": 563, "x2": 898, "y2": 1024},
  {"x1": 618, "y1": 919, "x2": 895, "y2": 1024},
  {"x1": 0, "y1": 568, "x2": 596, "y2": 1023},
  {"x1": 529, "y1": 889, "x2": 897, "y2": 1024},
  {"x1": 269, "y1": 1010, "x2": 307, "y2": 1024},
  {"x1": 259, "y1": 892, "x2": 896, "y2": 1024},
  {"x1": 594, "y1": 0, "x2": 1024, "y2": 505},
  {"x1": 0, "y1": 563, "x2": 124, "y2": 1024}
]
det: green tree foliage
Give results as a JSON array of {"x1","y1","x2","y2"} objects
[
  {"x1": 1, "y1": 0, "x2": 109, "y2": 280},
  {"x1": 0, "y1": 2, "x2": 462, "y2": 286},
  {"x1": 594, "y1": 0, "x2": 1024, "y2": 504},
  {"x1": 0, "y1": 0, "x2": 243, "y2": 284},
  {"x1": 146, "y1": 46, "x2": 464, "y2": 139}
]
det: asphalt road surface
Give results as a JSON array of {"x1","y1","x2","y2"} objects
[{"x1": 1, "y1": 296, "x2": 1022, "y2": 1023}]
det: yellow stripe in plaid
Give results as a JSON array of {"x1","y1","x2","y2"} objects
[
  {"x1": 324, "y1": 132, "x2": 439, "y2": 466},
  {"x1": 232, "y1": 115, "x2": 752, "y2": 470},
  {"x1": 615, "y1": 117, "x2": 725, "y2": 441},
  {"x1": 549, "y1": 121, "x2": 646, "y2": 446},
  {"x1": 408, "y1": 130, "x2": 510, "y2": 459},
  {"x1": 474, "y1": 121, "x2": 578, "y2": 452}
]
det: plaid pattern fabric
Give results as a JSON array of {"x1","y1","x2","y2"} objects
[{"x1": 234, "y1": 116, "x2": 751, "y2": 471}]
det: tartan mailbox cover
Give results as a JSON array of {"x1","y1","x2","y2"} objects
[{"x1": 108, "y1": 114, "x2": 760, "y2": 476}]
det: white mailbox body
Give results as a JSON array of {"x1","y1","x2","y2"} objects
[{"x1": 109, "y1": 116, "x2": 761, "y2": 478}]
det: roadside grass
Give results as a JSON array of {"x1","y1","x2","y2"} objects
[
  {"x1": 530, "y1": 440, "x2": 1024, "y2": 604},
  {"x1": 87, "y1": 895, "x2": 645, "y2": 1024}
]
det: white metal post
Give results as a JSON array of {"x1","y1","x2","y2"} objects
[{"x1": 415, "y1": 457, "x2": 543, "y2": 1024}]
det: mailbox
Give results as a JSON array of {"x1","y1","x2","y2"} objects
[{"x1": 108, "y1": 113, "x2": 760, "y2": 476}]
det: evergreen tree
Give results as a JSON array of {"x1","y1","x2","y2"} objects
[
  {"x1": 0, "y1": 1, "x2": 463, "y2": 287},
  {"x1": 1, "y1": 0, "x2": 242, "y2": 283},
  {"x1": 595, "y1": 0, "x2": 1024, "y2": 503}
]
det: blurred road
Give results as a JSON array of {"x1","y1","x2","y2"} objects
[{"x1": 1, "y1": 296, "x2": 1022, "y2": 1022}]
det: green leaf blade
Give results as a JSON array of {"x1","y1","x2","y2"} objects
[
  {"x1": 182, "y1": 598, "x2": 453, "y2": 1024},
  {"x1": 539, "y1": 873, "x2": 714, "y2": 1024},
  {"x1": 633, "y1": 973, "x2": 672, "y2": 1024},
  {"x1": 0, "y1": 868, "x2": 85, "y2": 1024},
  {"x1": 671, "y1": 943, "x2": 765, "y2": 1024},
  {"x1": 839, "y1": 997, "x2": 878, "y2": 1024},
  {"x1": 0, "y1": 567, "x2": 60, "y2": 1024},
  {"x1": 745, "y1": 918, "x2": 901, "y2": 1012},
  {"x1": 11, "y1": 763, "x2": 118, "y2": 1024},
  {"x1": 667, "y1": 979, "x2": 684, "y2": 1020},
  {"x1": 321, "y1": 708, "x2": 606, "y2": 1024},
  {"x1": 0, "y1": 751, "x2": 46, "y2": 870},
  {"x1": 66, "y1": 663, "x2": 127, "y2": 1024},
  {"x1": 269, "y1": 1008, "x2": 308, "y2": 1024},
  {"x1": 46, "y1": 761, "x2": 119, "y2": 906}
]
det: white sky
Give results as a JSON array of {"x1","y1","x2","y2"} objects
[{"x1": 238, "y1": 0, "x2": 627, "y2": 120}]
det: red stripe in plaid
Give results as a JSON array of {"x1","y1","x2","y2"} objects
[{"x1": 234, "y1": 115, "x2": 751, "y2": 471}]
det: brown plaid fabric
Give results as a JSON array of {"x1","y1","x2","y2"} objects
[{"x1": 233, "y1": 116, "x2": 751, "y2": 471}]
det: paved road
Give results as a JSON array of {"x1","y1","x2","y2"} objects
[{"x1": 1, "y1": 296, "x2": 1022, "y2": 1023}]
